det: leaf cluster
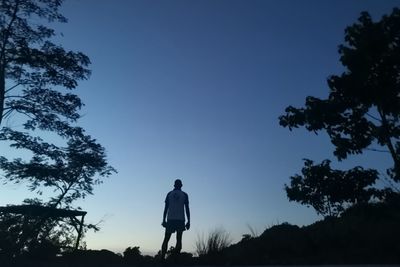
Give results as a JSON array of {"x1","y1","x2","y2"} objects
[
  {"x1": 0, "y1": 127, "x2": 116, "y2": 207},
  {"x1": 280, "y1": 8, "x2": 400, "y2": 216},
  {"x1": 285, "y1": 159, "x2": 379, "y2": 217},
  {"x1": 280, "y1": 9, "x2": 400, "y2": 165}
]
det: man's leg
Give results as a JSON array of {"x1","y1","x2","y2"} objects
[
  {"x1": 161, "y1": 232, "x2": 172, "y2": 260},
  {"x1": 175, "y1": 230, "x2": 183, "y2": 254}
]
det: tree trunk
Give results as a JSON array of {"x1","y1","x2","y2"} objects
[
  {"x1": 0, "y1": 65, "x2": 4, "y2": 126},
  {"x1": 0, "y1": 0, "x2": 21, "y2": 126},
  {"x1": 378, "y1": 108, "x2": 400, "y2": 181}
]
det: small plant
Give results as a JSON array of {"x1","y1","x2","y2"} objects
[
  {"x1": 246, "y1": 223, "x2": 260, "y2": 237},
  {"x1": 195, "y1": 227, "x2": 232, "y2": 256}
]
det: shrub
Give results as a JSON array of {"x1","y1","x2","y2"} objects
[{"x1": 195, "y1": 227, "x2": 232, "y2": 256}]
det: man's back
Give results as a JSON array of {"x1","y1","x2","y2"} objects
[{"x1": 165, "y1": 189, "x2": 188, "y2": 221}]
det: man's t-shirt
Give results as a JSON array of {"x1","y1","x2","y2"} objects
[{"x1": 165, "y1": 189, "x2": 189, "y2": 221}]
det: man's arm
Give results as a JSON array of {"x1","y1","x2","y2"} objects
[
  {"x1": 185, "y1": 203, "x2": 190, "y2": 223},
  {"x1": 162, "y1": 196, "x2": 169, "y2": 227},
  {"x1": 185, "y1": 194, "x2": 190, "y2": 230}
]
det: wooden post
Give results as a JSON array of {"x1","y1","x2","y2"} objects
[{"x1": 75, "y1": 214, "x2": 85, "y2": 250}]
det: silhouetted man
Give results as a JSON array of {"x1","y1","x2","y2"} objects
[{"x1": 161, "y1": 179, "x2": 190, "y2": 260}]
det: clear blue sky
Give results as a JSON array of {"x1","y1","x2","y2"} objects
[{"x1": 1, "y1": 0, "x2": 399, "y2": 255}]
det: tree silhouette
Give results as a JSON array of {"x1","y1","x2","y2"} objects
[
  {"x1": 0, "y1": 0, "x2": 115, "y2": 256},
  {"x1": 280, "y1": 9, "x2": 400, "y2": 214},
  {"x1": 0, "y1": 128, "x2": 115, "y2": 208},
  {"x1": 123, "y1": 246, "x2": 144, "y2": 264},
  {"x1": 285, "y1": 159, "x2": 379, "y2": 217},
  {"x1": 0, "y1": 0, "x2": 90, "y2": 129}
]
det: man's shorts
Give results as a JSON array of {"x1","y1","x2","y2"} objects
[{"x1": 166, "y1": 220, "x2": 185, "y2": 234}]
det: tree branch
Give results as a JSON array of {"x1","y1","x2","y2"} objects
[
  {"x1": 379, "y1": 173, "x2": 400, "y2": 193},
  {"x1": 365, "y1": 147, "x2": 390, "y2": 153},
  {"x1": 378, "y1": 108, "x2": 400, "y2": 164},
  {"x1": 0, "y1": 0, "x2": 20, "y2": 61},
  {"x1": 5, "y1": 83, "x2": 22, "y2": 93},
  {"x1": 0, "y1": 0, "x2": 21, "y2": 126},
  {"x1": 4, "y1": 95, "x2": 22, "y2": 99},
  {"x1": 365, "y1": 112, "x2": 382, "y2": 122},
  {"x1": 53, "y1": 182, "x2": 64, "y2": 194},
  {"x1": 52, "y1": 171, "x2": 82, "y2": 208},
  {"x1": 1, "y1": 108, "x2": 13, "y2": 120}
]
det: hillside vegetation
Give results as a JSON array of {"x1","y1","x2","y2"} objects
[
  {"x1": 1, "y1": 200, "x2": 399, "y2": 266},
  {"x1": 207, "y1": 200, "x2": 400, "y2": 265}
]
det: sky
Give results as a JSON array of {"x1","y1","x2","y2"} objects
[{"x1": 1, "y1": 0, "x2": 399, "y2": 255}]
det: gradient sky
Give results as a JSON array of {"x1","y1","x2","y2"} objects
[{"x1": 1, "y1": 0, "x2": 399, "y2": 255}]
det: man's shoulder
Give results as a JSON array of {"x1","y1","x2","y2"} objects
[
  {"x1": 182, "y1": 191, "x2": 189, "y2": 202},
  {"x1": 176, "y1": 189, "x2": 188, "y2": 196},
  {"x1": 167, "y1": 189, "x2": 189, "y2": 196},
  {"x1": 167, "y1": 189, "x2": 188, "y2": 197}
]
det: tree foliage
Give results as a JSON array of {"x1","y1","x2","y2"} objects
[
  {"x1": 123, "y1": 246, "x2": 144, "y2": 263},
  {"x1": 279, "y1": 9, "x2": 400, "y2": 215},
  {"x1": 0, "y1": 0, "x2": 90, "y2": 129},
  {"x1": 0, "y1": 0, "x2": 116, "y2": 205},
  {"x1": 0, "y1": 127, "x2": 115, "y2": 208},
  {"x1": 285, "y1": 159, "x2": 379, "y2": 217},
  {"x1": 0, "y1": 199, "x2": 95, "y2": 257},
  {"x1": 0, "y1": 0, "x2": 115, "y2": 256}
]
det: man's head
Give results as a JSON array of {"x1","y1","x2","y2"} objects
[{"x1": 174, "y1": 179, "x2": 183, "y2": 189}]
